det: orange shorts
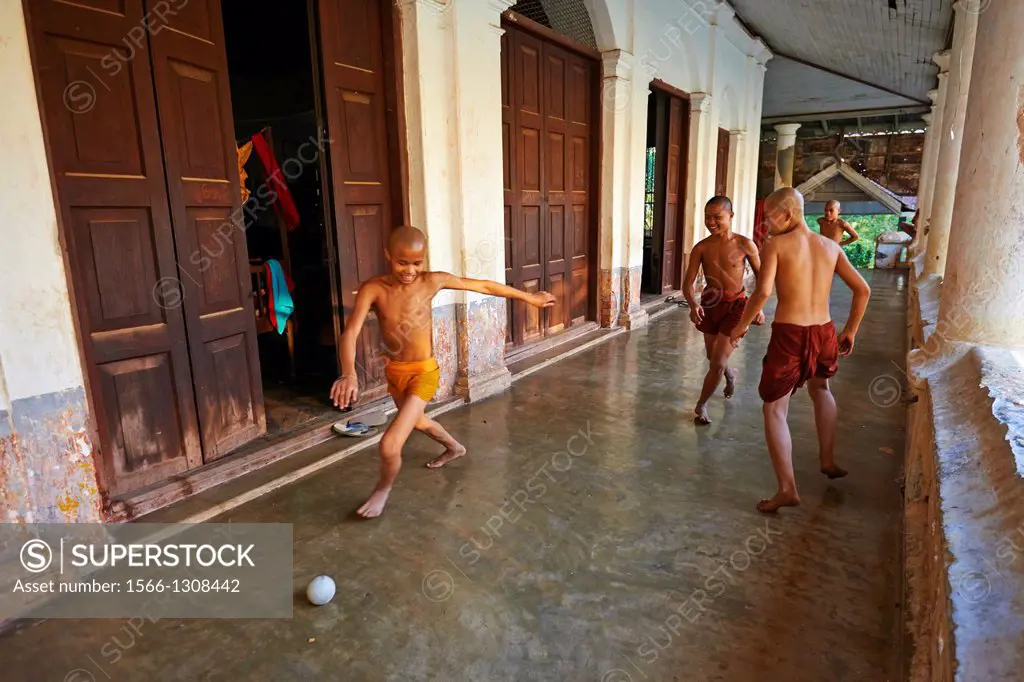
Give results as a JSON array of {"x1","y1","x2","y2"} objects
[{"x1": 385, "y1": 357, "x2": 440, "y2": 404}]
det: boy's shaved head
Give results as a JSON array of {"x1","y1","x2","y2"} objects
[
  {"x1": 764, "y1": 187, "x2": 805, "y2": 235},
  {"x1": 706, "y1": 195, "x2": 733, "y2": 213},
  {"x1": 765, "y1": 187, "x2": 804, "y2": 218},
  {"x1": 388, "y1": 225, "x2": 427, "y2": 254}
]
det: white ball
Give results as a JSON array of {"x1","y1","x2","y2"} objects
[{"x1": 306, "y1": 575, "x2": 336, "y2": 606}]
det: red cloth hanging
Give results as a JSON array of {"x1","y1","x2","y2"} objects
[
  {"x1": 250, "y1": 130, "x2": 301, "y2": 231},
  {"x1": 753, "y1": 199, "x2": 767, "y2": 250}
]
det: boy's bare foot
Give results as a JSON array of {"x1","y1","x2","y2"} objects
[
  {"x1": 821, "y1": 464, "x2": 848, "y2": 479},
  {"x1": 723, "y1": 368, "x2": 737, "y2": 398},
  {"x1": 756, "y1": 491, "x2": 801, "y2": 513},
  {"x1": 357, "y1": 489, "x2": 391, "y2": 518},
  {"x1": 426, "y1": 444, "x2": 466, "y2": 469},
  {"x1": 694, "y1": 403, "x2": 711, "y2": 425}
]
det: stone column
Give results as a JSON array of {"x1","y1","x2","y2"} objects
[
  {"x1": 683, "y1": 93, "x2": 712, "y2": 252},
  {"x1": 918, "y1": 51, "x2": 950, "y2": 235},
  {"x1": 936, "y1": 0, "x2": 1024, "y2": 347},
  {"x1": 597, "y1": 49, "x2": 646, "y2": 329},
  {"x1": 923, "y1": 1, "x2": 979, "y2": 276},
  {"x1": 773, "y1": 123, "x2": 801, "y2": 189}
]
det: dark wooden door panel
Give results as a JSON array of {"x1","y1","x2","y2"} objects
[
  {"x1": 502, "y1": 22, "x2": 596, "y2": 348},
  {"x1": 662, "y1": 97, "x2": 687, "y2": 292},
  {"x1": 24, "y1": 0, "x2": 202, "y2": 495},
  {"x1": 566, "y1": 54, "x2": 593, "y2": 323},
  {"x1": 317, "y1": 0, "x2": 396, "y2": 398},
  {"x1": 716, "y1": 127, "x2": 730, "y2": 198},
  {"x1": 147, "y1": 0, "x2": 265, "y2": 460}
]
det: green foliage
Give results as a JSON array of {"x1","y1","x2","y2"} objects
[{"x1": 807, "y1": 213, "x2": 901, "y2": 269}]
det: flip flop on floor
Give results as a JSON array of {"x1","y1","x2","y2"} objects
[{"x1": 332, "y1": 420, "x2": 380, "y2": 438}]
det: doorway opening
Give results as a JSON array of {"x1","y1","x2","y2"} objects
[
  {"x1": 640, "y1": 87, "x2": 689, "y2": 297},
  {"x1": 222, "y1": 0, "x2": 338, "y2": 437}
]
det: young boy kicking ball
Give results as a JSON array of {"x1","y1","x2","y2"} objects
[
  {"x1": 329, "y1": 226, "x2": 555, "y2": 518},
  {"x1": 729, "y1": 188, "x2": 871, "y2": 513},
  {"x1": 682, "y1": 196, "x2": 764, "y2": 425}
]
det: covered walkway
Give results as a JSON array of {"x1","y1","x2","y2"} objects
[{"x1": 0, "y1": 270, "x2": 907, "y2": 681}]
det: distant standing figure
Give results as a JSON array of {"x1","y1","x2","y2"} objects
[{"x1": 817, "y1": 200, "x2": 860, "y2": 246}]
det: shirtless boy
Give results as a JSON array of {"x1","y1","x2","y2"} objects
[
  {"x1": 730, "y1": 188, "x2": 871, "y2": 513},
  {"x1": 329, "y1": 226, "x2": 555, "y2": 518},
  {"x1": 682, "y1": 196, "x2": 764, "y2": 425},
  {"x1": 817, "y1": 200, "x2": 860, "y2": 246}
]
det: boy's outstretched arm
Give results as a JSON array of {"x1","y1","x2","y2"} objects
[
  {"x1": 730, "y1": 240, "x2": 778, "y2": 346},
  {"x1": 330, "y1": 283, "x2": 375, "y2": 408},
  {"x1": 834, "y1": 248, "x2": 871, "y2": 355},
  {"x1": 434, "y1": 273, "x2": 556, "y2": 308}
]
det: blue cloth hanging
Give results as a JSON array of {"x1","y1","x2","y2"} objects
[{"x1": 266, "y1": 259, "x2": 294, "y2": 334}]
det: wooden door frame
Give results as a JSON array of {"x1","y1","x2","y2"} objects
[
  {"x1": 307, "y1": 0, "x2": 411, "y2": 382},
  {"x1": 649, "y1": 80, "x2": 691, "y2": 292},
  {"x1": 500, "y1": 10, "x2": 603, "y2": 329}
]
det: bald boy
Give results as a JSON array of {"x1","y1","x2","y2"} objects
[
  {"x1": 330, "y1": 226, "x2": 555, "y2": 518},
  {"x1": 817, "y1": 200, "x2": 860, "y2": 246},
  {"x1": 729, "y1": 188, "x2": 871, "y2": 513}
]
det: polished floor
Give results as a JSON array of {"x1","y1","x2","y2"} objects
[{"x1": 0, "y1": 270, "x2": 908, "y2": 682}]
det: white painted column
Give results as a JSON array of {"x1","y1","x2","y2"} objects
[
  {"x1": 398, "y1": 0, "x2": 458, "y2": 275},
  {"x1": 923, "y1": 1, "x2": 979, "y2": 276},
  {"x1": 0, "y1": 2, "x2": 99, "y2": 522},
  {"x1": 398, "y1": 0, "x2": 515, "y2": 401},
  {"x1": 743, "y1": 59, "x2": 768, "y2": 235},
  {"x1": 937, "y1": 0, "x2": 1024, "y2": 347},
  {"x1": 908, "y1": 110, "x2": 934, "y2": 256},
  {"x1": 773, "y1": 123, "x2": 801, "y2": 189},
  {"x1": 727, "y1": 129, "x2": 745, "y2": 213},
  {"x1": 918, "y1": 51, "x2": 950, "y2": 235},
  {"x1": 683, "y1": 93, "x2": 712, "y2": 253},
  {"x1": 597, "y1": 49, "x2": 646, "y2": 328}
]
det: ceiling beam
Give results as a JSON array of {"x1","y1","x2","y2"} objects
[
  {"x1": 762, "y1": 105, "x2": 930, "y2": 125},
  {"x1": 771, "y1": 51, "x2": 932, "y2": 105}
]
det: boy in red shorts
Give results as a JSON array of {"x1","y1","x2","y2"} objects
[{"x1": 682, "y1": 196, "x2": 764, "y2": 425}]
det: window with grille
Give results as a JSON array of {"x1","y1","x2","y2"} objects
[
  {"x1": 644, "y1": 147, "x2": 657, "y2": 240},
  {"x1": 508, "y1": 0, "x2": 597, "y2": 49}
]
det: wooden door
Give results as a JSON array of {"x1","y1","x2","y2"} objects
[
  {"x1": 564, "y1": 52, "x2": 594, "y2": 328},
  {"x1": 715, "y1": 127, "x2": 730, "y2": 198},
  {"x1": 507, "y1": 27, "x2": 546, "y2": 346},
  {"x1": 24, "y1": 0, "x2": 203, "y2": 494},
  {"x1": 503, "y1": 22, "x2": 596, "y2": 348},
  {"x1": 662, "y1": 97, "x2": 688, "y2": 292},
  {"x1": 316, "y1": 0, "x2": 396, "y2": 400},
  {"x1": 147, "y1": 0, "x2": 266, "y2": 460}
]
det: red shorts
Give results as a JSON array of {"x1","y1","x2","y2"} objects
[
  {"x1": 758, "y1": 322, "x2": 839, "y2": 403},
  {"x1": 695, "y1": 288, "x2": 747, "y2": 337}
]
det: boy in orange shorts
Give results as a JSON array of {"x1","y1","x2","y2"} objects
[{"x1": 330, "y1": 226, "x2": 555, "y2": 518}]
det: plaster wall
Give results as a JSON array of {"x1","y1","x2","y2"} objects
[{"x1": 0, "y1": 3, "x2": 101, "y2": 523}]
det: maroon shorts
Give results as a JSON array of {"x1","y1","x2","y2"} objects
[
  {"x1": 758, "y1": 322, "x2": 839, "y2": 403},
  {"x1": 695, "y1": 288, "x2": 747, "y2": 337}
]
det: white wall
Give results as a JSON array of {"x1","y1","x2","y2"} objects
[{"x1": 0, "y1": 2, "x2": 87, "y2": 403}]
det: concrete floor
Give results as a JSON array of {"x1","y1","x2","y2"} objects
[{"x1": 0, "y1": 270, "x2": 908, "y2": 682}]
